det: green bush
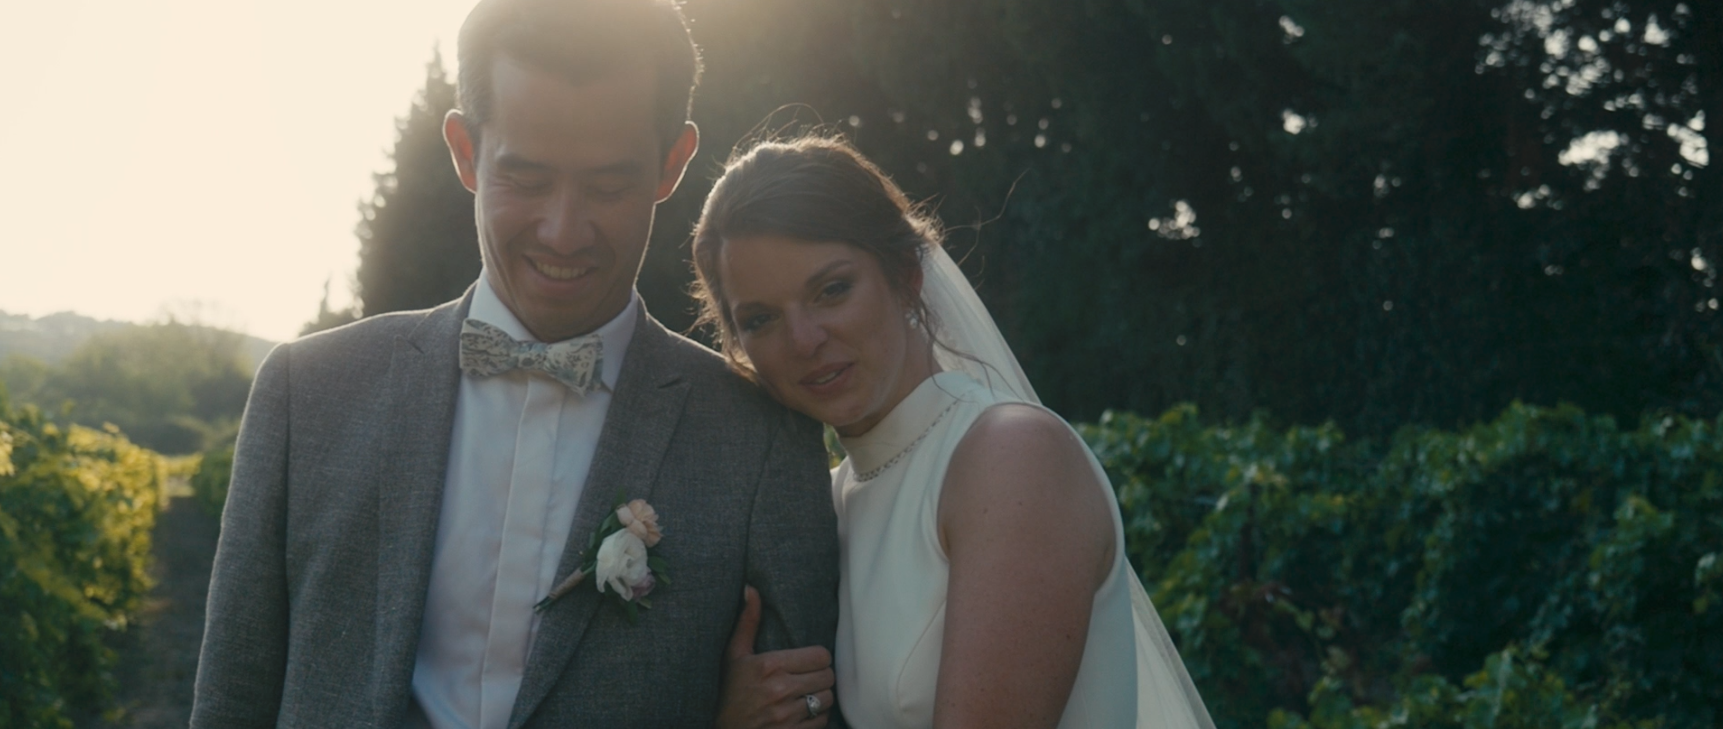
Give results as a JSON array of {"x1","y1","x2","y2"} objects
[
  {"x1": 0, "y1": 387, "x2": 168, "y2": 728},
  {"x1": 1081, "y1": 403, "x2": 1722, "y2": 729},
  {"x1": 189, "y1": 444, "x2": 234, "y2": 516},
  {"x1": 1, "y1": 320, "x2": 251, "y2": 456},
  {"x1": 1268, "y1": 646, "x2": 1653, "y2": 729}
]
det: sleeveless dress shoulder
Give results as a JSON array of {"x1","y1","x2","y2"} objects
[{"x1": 832, "y1": 372, "x2": 1137, "y2": 728}]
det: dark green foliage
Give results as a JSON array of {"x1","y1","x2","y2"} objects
[
  {"x1": 0, "y1": 386, "x2": 167, "y2": 728},
  {"x1": 670, "y1": 0, "x2": 1723, "y2": 432},
  {"x1": 1082, "y1": 403, "x2": 1722, "y2": 727},
  {"x1": 1, "y1": 321, "x2": 254, "y2": 455},
  {"x1": 355, "y1": 51, "x2": 480, "y2": 317},
  {"x1": 838, "y1": 0, "x2": 1720, "y2": 434},
  {"x1": 190, "y1": 444, "x2": 234, "y2": 516},
  {"x1": 1269, "y1": 647, "x2": 1652, "y2": 729}
]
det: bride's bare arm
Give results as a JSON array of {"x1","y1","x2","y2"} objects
[{"x1": 934, "y1": 403, "x2": 1117, "y2": 729}]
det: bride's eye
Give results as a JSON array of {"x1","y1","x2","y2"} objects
[
  {"x1": 819, "y1": 279, "x2": 852, "y2": 300},
  {"x1": 739, "y1": 312, "x2": 774, "y2": 333}
]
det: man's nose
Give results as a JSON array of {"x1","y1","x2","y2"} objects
[
  {"x1": 537, "y1": 189, "x2": 596, "y2": 252},
  {"x1": 786, "y1": 310, "x2": 828, "y2": 357}
]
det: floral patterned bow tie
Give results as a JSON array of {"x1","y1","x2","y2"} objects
[{"x1": 458, "y1": 319, "x2": 606, "y2": 397}]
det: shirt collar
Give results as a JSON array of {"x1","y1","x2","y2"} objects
[{"x1": 470, "y1": 272, "x2": 640, "y2": 391}]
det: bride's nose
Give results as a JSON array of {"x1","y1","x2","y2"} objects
[{"x1": 786, "y1": 310, "x2": 828, "y2": 357}]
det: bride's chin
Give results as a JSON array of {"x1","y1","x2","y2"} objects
[{"x1": 760, "y1": 379, "x2": 861, "y2": 432}]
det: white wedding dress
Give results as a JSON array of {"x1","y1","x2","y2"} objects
[{"x1": 828, "y1": 246, "x2": 1215, "y2": 729}]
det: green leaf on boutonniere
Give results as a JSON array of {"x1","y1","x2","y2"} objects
[
  {"x1": 623, "y1": 599, "x2": 640, "y2": 624},
  {"x1": 648, "y1": 556, "x2": 670, "y2": 582}
]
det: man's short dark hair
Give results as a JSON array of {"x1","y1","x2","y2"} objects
[{"x1": 456, "y1": 0, "x2": 703, "y2": 156}]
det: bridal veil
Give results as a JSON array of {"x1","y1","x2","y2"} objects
[{"x1": 920, "y1": 243, "x2": 1217, "y2": 729}]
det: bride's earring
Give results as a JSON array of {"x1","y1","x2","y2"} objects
[{"x1": 905, "y1": 309, "x2": 922, "y2": 329}]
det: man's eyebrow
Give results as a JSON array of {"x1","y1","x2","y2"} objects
[
  {"x1": 586, "y1": 159, "x2": 647, "y2": 176},
  {"x1": 495, "y1": 154, "x2": 553, "y2": 173},
  {"x1": 492, "y1": 155, "x2": 647, "y2": 177}
]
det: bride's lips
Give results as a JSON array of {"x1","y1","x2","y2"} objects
[{"x1": 799, "y1": 362, "x2": 853, "y2": 396}]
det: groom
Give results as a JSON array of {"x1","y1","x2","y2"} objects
[{"x1": 191, "y1": 0, "x2": 839, "y2": 726}]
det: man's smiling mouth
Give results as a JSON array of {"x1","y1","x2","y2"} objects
[{"x1": 530, "y1": 259, "x2": 592, "y2": 281}]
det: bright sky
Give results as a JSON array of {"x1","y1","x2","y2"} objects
[{"x1": 0, "y1": 0, "x2": 480, "y2": 341}]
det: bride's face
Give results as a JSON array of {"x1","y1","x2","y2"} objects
[{"x1": 720, "y1": 234, "x2": 931, "y2": 436}]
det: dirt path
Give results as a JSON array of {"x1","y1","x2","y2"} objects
[{"x1": 80, "y1": 496, "x2": 220, "y2": 728}]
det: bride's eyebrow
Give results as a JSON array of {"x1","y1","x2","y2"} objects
[{"x1": 803, "y1": 259, "x2": 854, "y2": 290}]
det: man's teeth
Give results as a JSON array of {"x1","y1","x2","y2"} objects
[
  {"x1": 811, "y1": 370, "x2": 840, "y2": 385},
  {"x1": 531, "y1": 261, "x2": 589, "y2": 280}
]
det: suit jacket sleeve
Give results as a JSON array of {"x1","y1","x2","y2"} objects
[
  {"x1": 745, "y1": 410, "x2": 841, "y2": 658},
  {"x1": 191, "y1": 344, "x2": 293, "y2": 728}
]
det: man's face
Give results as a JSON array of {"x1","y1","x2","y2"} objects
[{"x1": 446, "y1": 55, "x2": 696, "y2": 342}]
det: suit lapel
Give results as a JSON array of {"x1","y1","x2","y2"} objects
[
  {"x1": 509, "y1": 311, "x2": 692, "y2": 728},
  {"x1": 370, "y1": 292, "x2": 470, "y2": 727}
]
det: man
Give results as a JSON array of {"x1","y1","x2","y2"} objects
[{"x1": 191, "y1": 0, "x2": 839, "y2": 726}]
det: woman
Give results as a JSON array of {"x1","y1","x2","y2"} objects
[{"x1": 695, "y1": 136, "x2": 1214, "y2": 729}]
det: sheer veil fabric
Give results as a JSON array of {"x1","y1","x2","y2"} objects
[{"x1": 919, "y1": 243, "x2": 1217, "y2": 728}]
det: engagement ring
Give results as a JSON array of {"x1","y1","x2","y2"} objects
[{"x1": 804, "y1": 693, "x2": 823, "y2": 718}]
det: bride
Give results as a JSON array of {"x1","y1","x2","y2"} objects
[{"x1": 694, "y1": 135, "x2": 1213, "y2": 729}]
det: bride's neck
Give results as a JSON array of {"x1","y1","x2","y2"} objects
[{"x1": 837, "y1": 333, "x2": 941, "y2": 439}]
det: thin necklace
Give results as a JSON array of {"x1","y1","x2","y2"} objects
[{"x1": 854, "y1": 401, "x2": 959, "y2": 482}]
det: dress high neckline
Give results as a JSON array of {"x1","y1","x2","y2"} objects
[{"x1": 839, "y1": 372, "x2": 975, "y2": 477}]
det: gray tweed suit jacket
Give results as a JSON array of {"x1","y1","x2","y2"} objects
[{"x1": 191, "y1": 290, "x2": 840, "y2": 728}]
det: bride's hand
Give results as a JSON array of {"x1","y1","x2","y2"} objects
[{"x1": 717, "y1": 585, "x2": 837, "y2": 729}]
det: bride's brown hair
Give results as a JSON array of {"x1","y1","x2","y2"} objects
[{"x1": 690, "y1": 135, "x2": 944, "y2": 377}]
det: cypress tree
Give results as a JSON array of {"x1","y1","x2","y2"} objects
[{"x1": 355, "y1": 51, "x2": 480, "y2": 317}]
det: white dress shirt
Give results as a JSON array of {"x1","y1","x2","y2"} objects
[{"x1": 409, "y1": 276, "x2": 638, "y2": 729}]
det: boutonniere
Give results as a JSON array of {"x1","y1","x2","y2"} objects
[{"x1": 534, "y1": 498, "x2": 671, "y2": 622}]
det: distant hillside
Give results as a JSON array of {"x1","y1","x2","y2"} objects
[{"x1": 0, "y1": 310, "x2": 277, "y2": 371}]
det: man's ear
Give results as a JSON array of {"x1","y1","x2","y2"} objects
[
  {"x1": 444, "y1": 110, "x2": 480, "y2": 194},
  {"x1": 654, "y1": 122, "x2": 700, "y2": 203}
]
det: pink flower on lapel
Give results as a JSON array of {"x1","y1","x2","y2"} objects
[{"x1": 615, "y1": 498, "x2": 663, "y2": 547}]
